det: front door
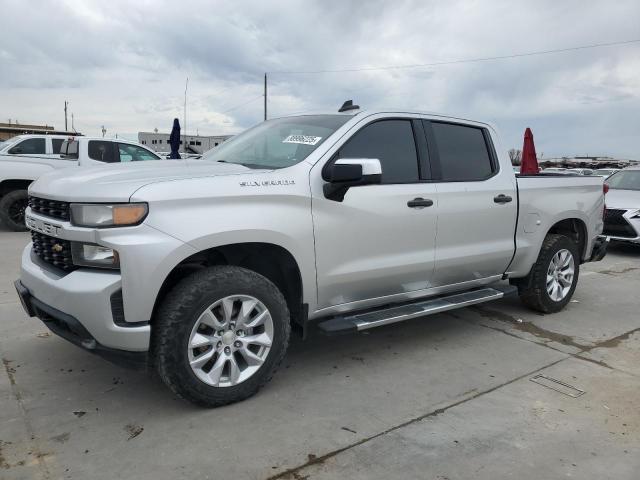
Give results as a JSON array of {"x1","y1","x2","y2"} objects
[{"x1": 312, "y1": 118, "x2": 438, "y2": 312}]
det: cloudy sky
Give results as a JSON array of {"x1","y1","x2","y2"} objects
[{"x1": 1, "y1": 0, "x2": 639, "y2": 158}]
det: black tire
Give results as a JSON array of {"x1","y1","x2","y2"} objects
[
  {"x1": 0, "y1": 190, "x2": 29, "y2": 232},
  {"x1": 153, "y1": 265, "x2": 291, "y2": 407},
  {"x1": 517, "y1": 234, "x2": 580, "y2": 313}
]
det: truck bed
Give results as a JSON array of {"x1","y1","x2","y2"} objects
[{"x1": 507, "y1": 174, "x2": 605, "y2": 277}]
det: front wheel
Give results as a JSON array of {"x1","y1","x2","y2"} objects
[
  {"x1": 0, "y1": 190, "x2": 29, "y2": 232},
  {"x1": 153, "y1": 266, "x2": 290, "y2": 407},
  {"x1": 517, "y1": 234, "x2": 580, "y2": 313}
]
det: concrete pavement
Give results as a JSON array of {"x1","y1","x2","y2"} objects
[{"x1": 1, "y1": 227, "x2": 639, "y2": 479}]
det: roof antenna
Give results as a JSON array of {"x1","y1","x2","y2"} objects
[{"x1": 338, "y1": 100, "x2": 360, "y2": 112}]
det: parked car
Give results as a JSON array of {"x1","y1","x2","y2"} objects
[
  {"x1": 602, "y1": 166, "x2": 640, "y2": 243},
  {"x1": 0, "y1": 136, "x2": 161, "y2": 230},
  {"x1": 594, "y1": 168, "x2": 619, "y2": 177},
  {"x1": 567, "y1": 168, "x2": 594, "y2": 176},
  {"x1": 543, "y1": 167, "x2": 569, "y2": 174},
  {"x1": 16, "y1": 107, "x2": 607, "y2": 406}
]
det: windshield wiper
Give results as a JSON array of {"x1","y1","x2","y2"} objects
[{"x1": 215, "y1": 159, "x2": 275, "y2": 169}]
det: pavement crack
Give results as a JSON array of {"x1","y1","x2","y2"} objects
[
  {"x1": 2, "y1": 357, "x2": 52, "y2": 479},
  {"x1": 595, "y1": 266, "x2": 640, "y2": 276},
  {"x1": 266, "y1": 356, "x2": 568, "y2": 480}
]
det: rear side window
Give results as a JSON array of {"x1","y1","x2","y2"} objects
[
  {"x1": 338, "y1": 120, "x2": 419, "y2": 184},
  {"x1": 88, "y1": 141, "x2": 116, "y2": 163},
  {"x1": 430, "y1": 122, "x2": 494, "y2": 181},
  {"x1": 9, "y1": 138, "x2": 46, "y2": 155},
  {"x1": 52, "y1": 138, "x2": 64, "y2": 154}
]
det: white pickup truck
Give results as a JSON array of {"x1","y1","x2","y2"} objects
[
  {"x1": 0, "y1": 136, "x2": 161, "y2": 230},
  {"x1": 16, "y1": 106, "x2": 608, "y2": 407}
]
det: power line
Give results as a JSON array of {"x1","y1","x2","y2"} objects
[
  {"x1": 269, "y1": 38, "x2": 640, "y2": 75},
  {"x1": 220, "y1": 95, "x2": 263, "y2": 115}
]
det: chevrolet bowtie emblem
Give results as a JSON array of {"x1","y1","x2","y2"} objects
[{"x1": 51, "y1": 244, "x2": 64, "y2": 253}]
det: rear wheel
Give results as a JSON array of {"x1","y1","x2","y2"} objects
[
  {"x1": 0, "y1": 190, "x2": 29, "y2": 232},
  {"x1": 153, "y1": 266, "x2": 290, "y2": 407},
  {"x1": 517, "y1": 234, "x2": 580, "y2": 313}
]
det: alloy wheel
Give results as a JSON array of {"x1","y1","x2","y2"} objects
[{"x1": 187, "y1": 295, "x2": 274, "y2": 387}]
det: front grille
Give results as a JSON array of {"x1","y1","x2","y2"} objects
[
  {"x1": 603, "y1": 209, "x2": 637, "y2": 238},
  {"x1": 31, "y1": 231, "x2": 76, "y2": 271},
  {"x1": 28, "y1": 196, "x2": 70, "y2": 221}
]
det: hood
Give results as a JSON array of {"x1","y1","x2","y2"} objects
[
  {"x1": 605, "y1": 188, "x2": 640, "y2": 210},
  {"x1": 29, "y1": 159, "x2": 269, "y2": 202}
]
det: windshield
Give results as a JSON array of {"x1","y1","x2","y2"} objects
[
  {"x1": 606, "y1": 170, "x2": 640, "y2": 191},
  {"x1": 202, "y1": 115, "x2": 351, "y2": 169},
  {"x1": 0, "y1": 136, "x2": 22, "y2": 152}
]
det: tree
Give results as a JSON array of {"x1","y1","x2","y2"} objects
[{"x1": 508, "y1": 148, "x2": 522, "y2": 165}]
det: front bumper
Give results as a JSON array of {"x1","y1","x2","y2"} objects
[
  {"x1": 15, "y1": 280, "x2": 147, "y2": 369},
  {"x1": 602, "y1": 208, "x2": 640, "y2": 243},
  {"x1": 18, "y1": 244, "x2": 150, "y2": 352}
]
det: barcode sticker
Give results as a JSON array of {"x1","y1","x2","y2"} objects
[{"x1": 282, "y1": 135, "x2": 322, "y2": 145}]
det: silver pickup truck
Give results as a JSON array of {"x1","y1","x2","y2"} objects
[{"x1": 15, "y1": 107, "x2": 608, "y2": 407}]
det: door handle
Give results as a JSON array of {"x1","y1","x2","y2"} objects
[
  {"x1": 493, "y1": 194, "x2": 513, "y2": 204},
  {"x1": 407, "y1": 198, "x2": 434, "y2": 208}
]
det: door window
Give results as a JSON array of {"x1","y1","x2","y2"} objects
[
  {"x1": 88, "y1": 141, "x2": 116, "y2": 163},
  {"x1": 117, "y1": 143, "x2": 161, "y2": 162},
  {"x1": 430, "y1": 122, "x2": 494, "y2": 181},
  {"x1": 52, "y1": 138, "x2": 64, "y2": 154},
  {"x1": 338, "y1": 120, "x2": 419, "y2": 184},
  {"x1": 9, "y1": 138, "x2": 46, "y2": 155}
]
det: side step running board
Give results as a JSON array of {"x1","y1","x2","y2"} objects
[{"x1": 317, "y1": 284, "x2": 518, "y2": 335}]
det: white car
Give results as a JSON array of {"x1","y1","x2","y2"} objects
[
  {"x1": 602, "y1": 166, "x2": 640, "y2": 243},
  {"x1": 543, "y1": 167, "x2": 569, "y2": 174},
  {"x1": 0, "y1": 134, "x2": 71, "y2": 159},
  {"x1": 567, "y1": 168, "x2": 594, "y2": 176},
  {"x1": 594, "y1": 168, "x2": 619, "y2": 177},
  {"x1": 0, "y1": 136, "x2": 161, "y2": 230}
]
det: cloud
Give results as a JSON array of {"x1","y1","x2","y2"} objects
[{"x1": 1, "y1": 0, "x2": 639, "y2": 157}]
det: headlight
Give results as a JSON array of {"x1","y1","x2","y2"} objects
[
  {"x1": 70, "y1": 203, "x2": 148, "y2": 228},
  {"x1": 71, "y1": 243, "x2": 120, "y2": 269}
]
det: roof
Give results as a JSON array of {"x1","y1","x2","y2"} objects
[{"x1": 278, "y1": 108, "x2": 493, "y2": 129}]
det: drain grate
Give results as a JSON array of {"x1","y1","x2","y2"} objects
[{"x1": 529, "y1": 374, "x2": 585, "y2": 398}]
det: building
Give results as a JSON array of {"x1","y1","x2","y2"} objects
[
  {"x1": 0, "y1": 122, "x2": 79, "y2": 142},
  {"x1": 138, "y1": 131, "x2": 232, "y2": 154}
]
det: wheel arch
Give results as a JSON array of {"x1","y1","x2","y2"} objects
[
  {"x1": 0, "y1": 179, "x2": 33, "y2": 197},
  {"x1": 151, "y1": 242, "x2": 306, "y2": 333},
  {"x1": 546, "y1": 217, "x2": 588, "y2": 261}
]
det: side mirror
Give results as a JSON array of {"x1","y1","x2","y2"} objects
[
  {"x1": 9, "y1": 147, "x2": 23, "y2": 154},
  {"x1": 323, "y1": 158, "x2": 382, "y2": 201}
]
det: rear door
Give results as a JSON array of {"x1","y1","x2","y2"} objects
[{"x1": 424, "y1": 120, "x2": 517, "y2": 286}]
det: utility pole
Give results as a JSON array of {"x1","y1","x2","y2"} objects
[
  {"x1": 71, "y1": 113, "x2": 75, "y2": 132},
  {"x1": 264, "y1": 73, "x2": 267, "y2": 121},
  {"x1": 184, "y1": 77, "x2": 188, "y2": 154},
  {"x1": 64, "y1": 101, "x2": 68, "y2": 131}
]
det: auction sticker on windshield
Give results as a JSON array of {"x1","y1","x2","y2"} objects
[{"x1": 282, "y1": 135, "x2": 322, "y2": 145}]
